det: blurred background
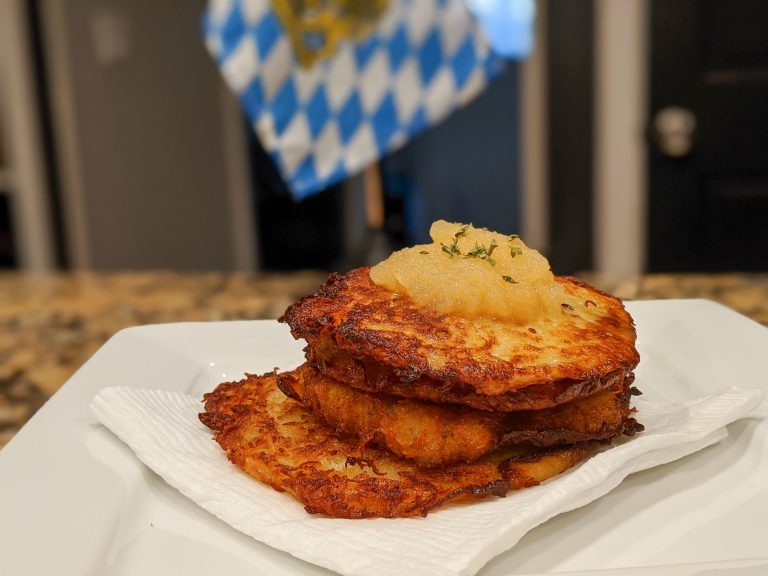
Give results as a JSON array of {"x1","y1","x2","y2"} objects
[{"x1": 0, "y1": 0, "x2": 766, "y2": 281}]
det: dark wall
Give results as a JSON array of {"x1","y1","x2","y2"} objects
[
  {"x1": 547, "y1": 0, "x2": 594, "y2": 275},
  {"x1": 382, "y1": 64, "x2": 522, "y2": 244}
]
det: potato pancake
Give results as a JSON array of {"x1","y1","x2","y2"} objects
[
  {"x1": 306, "y1": 335, "x2": 628, "y2": 412},
  {"x1": 280, "y1": 268, "x2": 639, "y2": 411},
  {"x1": 277, "y1": 363, "x2": 641, "y2": 467},
  {"x1": 199, "y1": 372, "x2": 601, "y2": 518}
]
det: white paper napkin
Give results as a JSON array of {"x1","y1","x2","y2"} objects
[{"x1": 90, "y1": 386, "x2": 763, "y2": 576}]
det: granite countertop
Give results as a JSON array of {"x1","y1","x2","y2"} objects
[{"x1": 1, "y1": 270, "x2": 767, "y2": 450}]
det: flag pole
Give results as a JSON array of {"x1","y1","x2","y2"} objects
[{"x1": 363, "y1": 163, "x2": 384, "y2": 232}]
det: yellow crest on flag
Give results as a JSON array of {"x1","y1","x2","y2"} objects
[{"x1": 272, "y1": 0, "x2": 389, "y2": 67}]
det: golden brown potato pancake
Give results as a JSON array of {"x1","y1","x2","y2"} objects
[
  {"x1": 277, "y1": 363, "x2": 641, "y2": 467},
  {"x1": 199, "y1": 373, "x2": 601, "y2": 518},
  {"x1": 306, "y1": 334, "x2": 628, "y2": 412},
  {"x1": 280, "y1": 268, "x2": 640, "y2": 411}
]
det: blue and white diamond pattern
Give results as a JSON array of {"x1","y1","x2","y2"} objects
[{"x1": 204, "y1": 0, "x2": 503, "y2": 199}]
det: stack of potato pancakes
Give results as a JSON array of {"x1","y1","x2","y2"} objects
[{"x1": 200, "y1": 222, "x2": 642, "y2": 519}]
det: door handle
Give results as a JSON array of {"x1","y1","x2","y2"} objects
[{"x1": 652, "y1": 106, "x2": 697, "y2": 158}]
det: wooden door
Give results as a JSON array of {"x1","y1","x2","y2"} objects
[{"x1": 649, "y1": 0, "x2": 768, "y2": 271}]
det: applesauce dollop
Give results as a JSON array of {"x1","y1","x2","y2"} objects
[{"x1": 369, "y1": 221, "x2": 565, "y2": 323}]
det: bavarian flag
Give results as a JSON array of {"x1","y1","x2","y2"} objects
[{"x1": 204, "y1": 0, "x2": 503, "y2": 199}]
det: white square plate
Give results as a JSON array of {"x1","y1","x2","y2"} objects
[{"x1": 1, "y1": 300, "x2": 767, "y2": 575}]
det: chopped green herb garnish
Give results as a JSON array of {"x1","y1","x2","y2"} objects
[
  {"x1": 486, "y1": 238, "x2": 498, "y2": 266},
  {"x1": 441, "y1": 242, "x2": 461, "y2": 256},
  {"x1": 420, "y1": 250, "x2": 430, "y2": 255},
  {"x1": 440, "y1": 224, "x2": 471, "y2": 257},
  {"x1": 487, "y1": 238, "x2": 498, "y2": 258},
  {"x1": 502, "y1": 275, "x2": 518, "y2": 284},
  {"x1": 509, "y1": 246, "x2": 523, "y2": 258},
  {"x1": 463, "y1": 237, "x2": 497, "y2": 266},
  {"x1": 465, "y1": 243, "x2": 486, "y2": 258}
]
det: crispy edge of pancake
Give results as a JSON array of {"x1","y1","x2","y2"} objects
[
  {"x1": 307, "y1": 334, "x2": 631, "y2": 411},
  {"x1": 280, "y1": 268, "x2": 640, "y2": 400},
  {"x1": 277, "y1": 364, "x2": 641, "y2": 467},
  {"x1": 199, "y1": 372, "x2": 602, "y2": 519}
]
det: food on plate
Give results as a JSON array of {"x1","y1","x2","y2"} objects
[
  {"x1": 199, "y1": 372, "x2": 602, "y2": 519},
  {"x1": 369, "y1": 220, "x2": 565, "y2": 322},
  {"x1": 200, "y1": 221, "x2": 643, "y2": 518},
  {"x1": 283, "y1": 267, "x2": 639, "y2": 411},
  {"x1": 277, "y1": 363, "x2": 641, "y2": 467}
]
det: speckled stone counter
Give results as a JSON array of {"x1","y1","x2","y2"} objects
[
  {"x1": 610, "y1": 274, "x2": 768, "y2": 326},
  {"x1": 1, "y1": 270, "x2": 767, "y2": 450},
  {"x1": 0, "y1": 270, "x2": 327, "y2": 450}
]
